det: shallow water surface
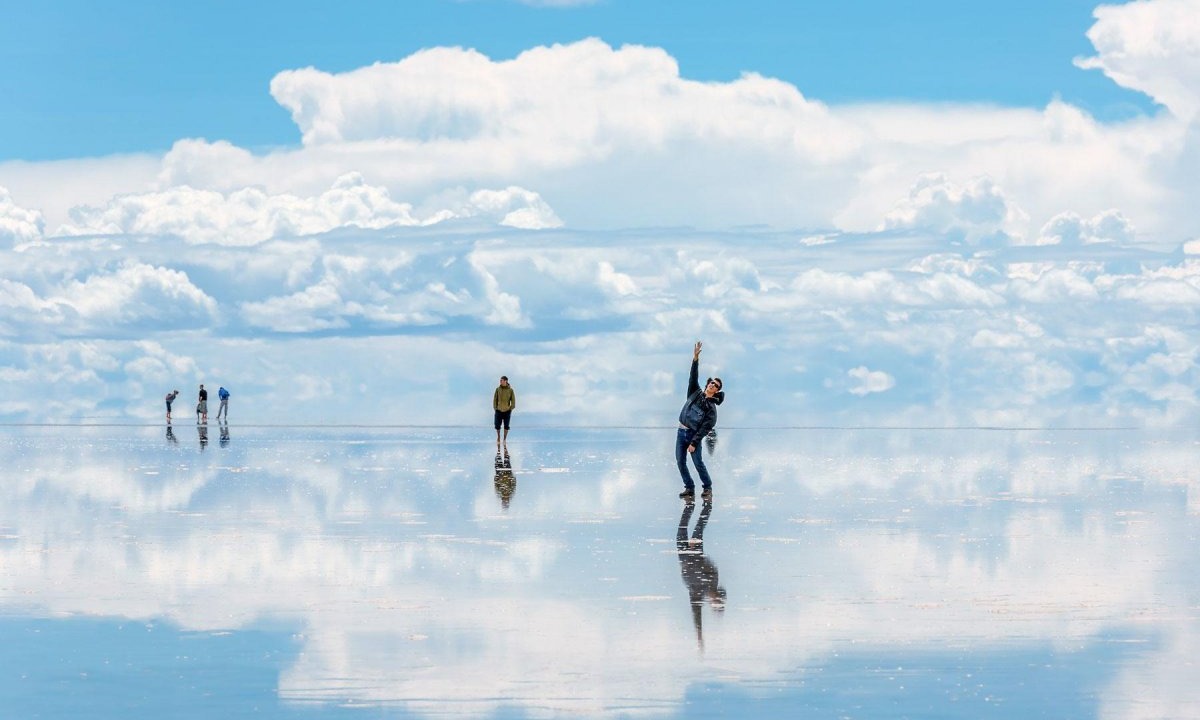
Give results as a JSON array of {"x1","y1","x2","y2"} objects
[{"x1": 0, "y1": 426, "x2": 1197, "y2": 718}]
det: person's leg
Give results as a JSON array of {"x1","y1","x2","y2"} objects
[
  {"x1": 689, "y1": 438, "x2": 712, "y2": 490},
  {"x1": 502, "y1": 411, "x2": 510, "y2": 445},
  {"x1": 494, "y1": 411, "x2": 502, "y2": 448},
  {"x1": 693, "y1": 501, "x2": 713, "y2": 539},
  {"x1": 676, "y1": 428, "x2": 695, "y2": 491},
  {"x1": 677, "y1": 502, "x2": 695, "y2": 548}
]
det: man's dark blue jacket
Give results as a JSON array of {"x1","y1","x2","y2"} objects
[{"x1": 677, "y1": 359, "x2": 723, "y2": 447}]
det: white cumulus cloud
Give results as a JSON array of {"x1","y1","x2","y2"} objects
[
  {"x1": 464, "y1": 187, "x2": 563, "y2": 229},
  {"x1": 57, "y1": 263, "x2": 219, "y2": 330},
  {"x1": 848, "y1": 366, "x2": 895, "y2": 396},
  {"x1": 56, "y1": 173, "x2": 560, "y2": 244},
  {"x1": 267, "y1": 38, "x2": 838, "y2": 151},
  {"x1": 1037, "y1": 209, "x2": 1136, "y2": 245},
  {"x1": 0, "y1": 187, "x2": 44, "y2": 244},
  {"x1": 1076, "y1": 0, "x2": 1200, "y2": 121},
  {"x1": 881, "y1": 174, "x2": 1029, "y2": 246}
]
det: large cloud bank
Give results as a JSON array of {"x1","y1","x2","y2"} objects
[
  {"x1": 1, "y1": 218, "x2": 1199, "y2": 428},
  {"x1": 1, "y1": 0, "x2": 1199, "y2": 241}
]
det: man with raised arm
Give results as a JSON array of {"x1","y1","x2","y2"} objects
[{"x1": 676, "y1": 341, "x2": 724, "y2": 501}]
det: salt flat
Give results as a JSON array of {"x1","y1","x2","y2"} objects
[{"x1": 0, "y1": 425, "x2": 1197, "y2": 719}]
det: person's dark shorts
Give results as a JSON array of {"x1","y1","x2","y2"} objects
[
  {"x1": 166, "y1": 400, "x2": 173, "y2": 413},
  {"x1": 494, "y1": 410, "x2": 512, "y2": 430}
]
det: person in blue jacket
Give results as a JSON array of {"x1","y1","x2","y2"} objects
[
  {"x1": 676, "y1": 341, "x2": 724, "y2": 501},
  {"x1": 216, "y1": 386, "x2": 230, "y2": 420}
]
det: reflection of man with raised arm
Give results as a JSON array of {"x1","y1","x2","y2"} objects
[
  {"x1": 677, "y1": 500, "x2": 725, "y2": 652},
  {"x1": 676, "y1": 341, "x2": 723, "y2": 501}
]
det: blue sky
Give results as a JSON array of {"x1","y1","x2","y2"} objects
[{"x1": 1, "y1": 0, "x2": 1155, "y2": 160}]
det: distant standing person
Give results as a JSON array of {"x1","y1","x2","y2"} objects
[
  {"x1": 197, "y1": 384, "x2": 208, "y2": 424},
  {"x1": 165, "y1": 389, "x2": 179, "y2": 423},
  {"x1": 676, "y1": 341, "x2": 723, "y2": 501},
  {"x1": 493, "y1": 376, "x2": 516, "y2": 450},
  {"x1": 217, "y1": 386, "x2": 230, "y2": 420}
]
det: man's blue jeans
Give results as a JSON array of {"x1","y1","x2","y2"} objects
[{"x1": 676, "y1": 427, "x2": 712, "y2": 490}]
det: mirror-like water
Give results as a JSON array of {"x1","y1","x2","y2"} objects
[{"x1": 1, "y1": 426, "x2": 1197, "y2": 718}]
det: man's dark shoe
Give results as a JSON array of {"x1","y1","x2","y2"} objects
[
  {"x1": 700, "y1": 488, "x2": 713, "y2": 501},
  {"x1": 679, "y1": 489, "x2": 695, "y2": 500}
]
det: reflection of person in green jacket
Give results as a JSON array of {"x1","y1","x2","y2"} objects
[
  {"x1": 494, "y1": 452, "x2": 516, "y2": 510},
  {"x1": 493, "y1": 375, "x2": 516, "y2": 450}
]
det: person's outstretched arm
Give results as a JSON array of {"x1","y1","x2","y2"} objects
[{"x1": 687, "y1": 341, "x2": 702, "y2": 396}]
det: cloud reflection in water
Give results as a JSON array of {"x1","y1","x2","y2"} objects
[{"x1": 0, "y1": 426, "x2": 1196, "y2": 718}]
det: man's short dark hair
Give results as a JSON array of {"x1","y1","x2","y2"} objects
[{"x1": 500, "y1": 376, "x2": 508, "y2": 381}]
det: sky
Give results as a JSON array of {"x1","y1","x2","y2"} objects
[
  {"x1": 0, "y1": 0, "x2": 1155, "y2": 161},
  {"x1": 2, "y1": 0, "x2": 1200, "y2": 427}
]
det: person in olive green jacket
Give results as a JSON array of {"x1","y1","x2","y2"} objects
[{"x1": 493, "y1": 375, "x2": 516, "y2": 450}]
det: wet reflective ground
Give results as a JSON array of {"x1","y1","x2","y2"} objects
[{"x1": 1, "y1": 425, "x2": 1199, "y2": 718}]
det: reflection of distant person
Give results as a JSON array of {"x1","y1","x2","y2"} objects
[
  {"x1": 676, "y1": 341, "x2": 723, "y2": 501},
  {"x1": 493, "y1": 376, "x2": 516, "y2": 450},
  {"x1": 219, "y1": 421, "x2": 230, "y2": 447},
  {"x1": 198, "y1": 423, "x2": 208, "y2": 450},
  {"x1": 216, "y1": 386, "x2": 230, "y2": 420},
  {"x1": 197, "y1": 384, "x2": 208, "y2": 424},
  {"x1": 165, "y1": 424, "x2": 178, "y2": 445},
  {"x1": 494, "y1": 452, "x2": 515, "y2": 509},
  {"x1": 165, "y1": 389, "x2": 179, "y2": 423},
  {"x1": 677, "y1": 500, "x2": 725, "y2": 652},
  {"x1": 705, "y1": 429, "x2": 717, "y2": 456}
]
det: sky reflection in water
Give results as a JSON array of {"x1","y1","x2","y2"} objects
[{"x1": 0, "y1": 426, "x2": 1197, "y2": 719}]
